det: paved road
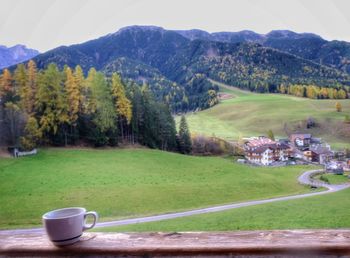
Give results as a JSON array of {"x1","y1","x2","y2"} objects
[{"x1": 1, "y1": 169, "x2": 349, "y2": 235}]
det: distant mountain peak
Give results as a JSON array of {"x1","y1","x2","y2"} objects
[
  {"x1": 174, "y1": 29, "x2": 212, "y2": 41},
  {"x1": 266, "y1": 30, "x2": 323, "y2": 40},
  {"x1": 0, "y1": 44, "x2": 39, "y2": 69},
  {"x1": 266, "y1": 30, "x2": 298, "y2": 38},
  {"x1": 114, "y1": 25, "x2": 165, "y2": 34}
]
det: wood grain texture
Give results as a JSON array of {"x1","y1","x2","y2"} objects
[{"x1": 1, "y1": 230, "x2": 350, "y2": 257}]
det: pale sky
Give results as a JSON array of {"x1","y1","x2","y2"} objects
[{"x1": 1, "y1": 0, "x2": 350, "y2": 52}]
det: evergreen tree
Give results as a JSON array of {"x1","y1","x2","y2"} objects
[
  {"x1": 78, "y1": 67, "x2": 96, "y2": 144},
  {"x1": 1, "y1": 68, "x2": 24, "y2": 146},
  {"x1": 89, "y1": 72, "x2": 117, "y2": 146},
  {"x1": 158, "y1": 103, "x2": 177, "y2": 150},
  {"x1": 128, "y1": 83, "x2": 143, "y2": 144},
  {"x1": 178, "y1": 115, "x2": 192, "y2": 154},
  {"x1": 267, "y1": 129, "x2": 275, "y2": 141},
  {"x1": 20, "y1": 116, "x2": 42, "y2": 150},
  {"x1": 140, "y1": 85, "x2": 158, "y2": 148},
  {"x1": 3, "y1": 102, "x2": 23, "y2": 146}
]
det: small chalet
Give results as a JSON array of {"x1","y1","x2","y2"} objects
[
  {"x1": 309, "y1": 145, "x2": 334, "y2": 165},
  {"x1": 302, "y1": 145, "x2": 333, "y2": 164},
  {"x1": 289, "y1": 133, "x2": 311, "y2": 150}
]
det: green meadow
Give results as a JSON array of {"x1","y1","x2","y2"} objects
[
  {"x1": 317, "y1": 173, "x2": 350, "y2": 184},
  {"x1": 99, "y1": 187, "x2": 350, "y2": 232},
  {"x1": 0, "y1": 148, "x2": 314, "y2": 229},
  {"x1": 179, "y1": 80, "x2": 350, "y2": 149}
]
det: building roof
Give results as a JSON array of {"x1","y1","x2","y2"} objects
[
  {"x1": 245, "y1": 137, "x2": 275, "y2": 147},
  {"x1": 310, "y1": 138, "x2": 322, "y2": 144},
  {"x1": 310, "y1": 145, "x2": 333, "y2": 155},
  {"x1": 290, "y1": 133, "x2": 311, "y2": 140},
  {"x1": 246, "y1": 143, "x2": 289, "y2": 154},
  {"x1": 278, "y1": 139, "x2": 290, "y2": 144}
]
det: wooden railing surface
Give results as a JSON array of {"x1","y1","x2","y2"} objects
[{"x1": 1, "y1": 230, "x2": 350, "y2": 257}]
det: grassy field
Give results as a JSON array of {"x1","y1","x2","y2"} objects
[
  {"x1": 178, "y1": 80, "x2": 350, "y2": 149},
  {"x1": 317, "y1": 173, "x2": 350, "y2": 184},
  {"x1": 0, "y1": 148, "x2": 315, "y2": 229},
  {"x1": 98, "y1": 188, "x2": 350, "y2": 232}
]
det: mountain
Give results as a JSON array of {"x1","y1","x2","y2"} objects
[
  {"x1": 176, "y1": 29, "x2": 350, "y2": 74},
  {"x1": 19, "y1": 26, "x2": 350, "y2": 111},
  {"x1": 0, "y1": 44, "x2": 39, "y2": 69}
]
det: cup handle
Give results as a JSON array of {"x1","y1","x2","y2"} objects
[{"x1": 83, "y1": 211, "x2": 98, "y2": 231}]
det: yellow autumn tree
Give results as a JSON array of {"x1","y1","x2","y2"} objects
[
  {"x1": 111, "y1": 73, "x2": 132, "y2": 123},
  {"x1": 73, "y1": 65, "x2": 85, "y2": 114},
  {"x1": 337, "y1": 89, "x2": 347, "y2": 99},
  {"x1": 111, "y1": 73, "x2": 132, "y2": 140},
  {"x1": 36, "y1": 63, "x2": 68, "y2": 135},
  {"x1": 0, "y1": 69, "x2": 13, "y2": 101},
  {"x1": 335, "y1": 102, "x2": 342, "y2": 112},
  {"x1": 14, "y1": 64, "x2": 28, "y2": 111},
  {"x1": 64, "y1": 67, "x2": 80, "y2": 126},
  {"x1": 82, "y1": 68, "x2": 97, "y2": 115},
  {"x1": 25, "y1": 60, "x2": 37, "y2": 114},
  {"x1": 306, "y1": 86, "x2": 317, "y2": 99}
]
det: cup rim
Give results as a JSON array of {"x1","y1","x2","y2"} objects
[{"x1": 42, "y1": 207, "x2": 86, "y2": 220}]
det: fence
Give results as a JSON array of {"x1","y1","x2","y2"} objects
[{"x1": 13, "y1": 148, "x2": 37, "y2": 158}]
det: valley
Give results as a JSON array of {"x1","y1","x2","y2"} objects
[
  {"x1": 181, "y1": 80, "x2": 350, "y2": 150},
  {"x1": 1, "y1": 25, "x2": 350, "y2": 234}
]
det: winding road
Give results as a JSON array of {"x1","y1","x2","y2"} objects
[{"x1": 1, "y1": 169, "x2": 349, "y2": 235}]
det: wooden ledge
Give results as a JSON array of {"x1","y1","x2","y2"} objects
[{"x1": 1, "y1": 230, "x2": 350, "y2": 257}]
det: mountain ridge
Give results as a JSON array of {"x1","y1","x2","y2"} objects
[
  {"x1": 175, "y1": 28, "x2": 350, "y2": 74},
  {"x1": 5, "y1": 25, "x2": 350, "y2": 112}
]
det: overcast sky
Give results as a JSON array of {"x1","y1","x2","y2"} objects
[{"x1": 1, "y1": 0, "x2": 350, "y2": 52}]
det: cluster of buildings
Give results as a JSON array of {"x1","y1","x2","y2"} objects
[
  {"x1": 243, "y1": 134, "x2": 350, "y2": 170},
  {"x1": 244, "y1": 137, "x2": 290, "y2": 166}
]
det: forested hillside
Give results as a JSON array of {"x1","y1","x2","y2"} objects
[
  {"x1": 164, "y1": 40, "x2": 350, "y2": 94},
  {"x1": 177, "y1": 29, "x2": 350, "y2": 75},
  {"x1": 0, "y1": 61, "x2": 196, "y2": 152},
  {"x1": 21, "y1": 26, "x2": 350, "y2": 112}
]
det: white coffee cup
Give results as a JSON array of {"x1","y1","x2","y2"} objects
[{"x1": 42, "y1": 207, "x2": 98, "y2": 246}]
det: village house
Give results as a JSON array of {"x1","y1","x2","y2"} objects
[
  {"x1": 244, "y1": 136, "x2": 289, "y2": 166},
  {"x1": 289, "y1": 133, "x2": 311, "y2": 150},
  {"x1": 289, "y1": 133, "x2": 335, "y2": 165},
  {"x1": 309, "y1": 145, "x2": 334, "y2": 164}
]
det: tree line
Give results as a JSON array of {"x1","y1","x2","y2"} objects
[
  {"x1": 278, "y1": 84, "x2": 348, "y2": 99},
  {"x1": 0, "y1": 61, "x2": 192, "y2": 153}
]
